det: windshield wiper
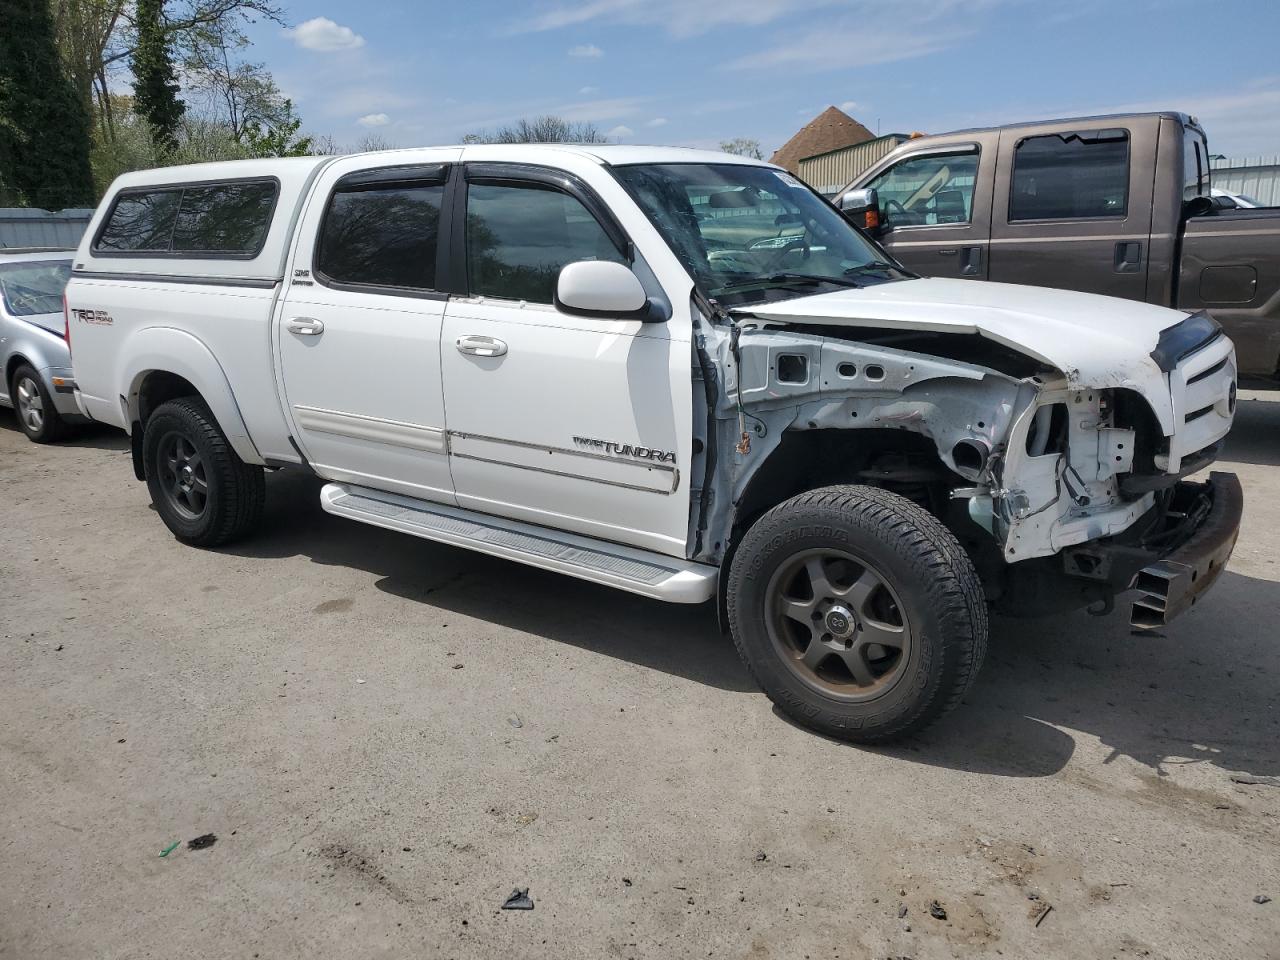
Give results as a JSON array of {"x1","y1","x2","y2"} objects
[
  {"x1": 719, "y1": 272, "x2": 863, "y2": 291},
  {"x1": 843, "y1": 262, "x2": 910, "y2": 279}
]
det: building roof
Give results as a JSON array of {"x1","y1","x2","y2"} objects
[{"x1": 770, "y1": 106, "x2": 874, "y2": 174}]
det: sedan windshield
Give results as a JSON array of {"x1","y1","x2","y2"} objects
[
  {"x1": 611, "y1": 163, "x2": 910, "y2": 306},
  {"x1": 0, "y1": 259, "x2": 72, "y2": 317}
]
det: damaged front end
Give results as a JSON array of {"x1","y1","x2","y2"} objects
[{"x1": 689, "y1": 302, "x2": 1241, "y2": 629}]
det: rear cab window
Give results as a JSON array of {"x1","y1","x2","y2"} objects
[
  {"x1": 1009, "y1": 129, "x2": 1129, "y2": 220},
  {"x1": 94, "y1": 179, "x2": 278, "y2": 257}
]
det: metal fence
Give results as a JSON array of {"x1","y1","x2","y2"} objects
[
  {"x1": 0, "y1": 208, "x2": 94, "y2": 250},
  {"x1": 1211, "y1": 156, "x2": 1280, "y2": 207}
]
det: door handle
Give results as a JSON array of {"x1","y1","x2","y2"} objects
[
  {"x1": 1114, "y1": 241, "x2": 1143, "y2": 273},
  {"x1": 286, "y1": 317, "x2": 324, "y2": 336},
  {"x1": 456, "y1": 335, "x2": 507, "y2": 358}
]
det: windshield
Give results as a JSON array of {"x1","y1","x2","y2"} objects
[
  {"x1": 611, "y1": 163, "x2": 910, "y2": 306},
  {"x1": 0, "y1": 259, "x2": 72, "y2": 317}
]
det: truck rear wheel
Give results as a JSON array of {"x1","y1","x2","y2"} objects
[
  {"x1": 143, "y1": 397, "x2": 264, "y2": 547},
  {"x1": 727, "y1": 485, "x2": 987, "y2": 743}
]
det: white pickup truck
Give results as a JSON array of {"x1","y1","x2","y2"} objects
[{"x1": 66, "y1": 145, "x2": 1241, "y2": 742}]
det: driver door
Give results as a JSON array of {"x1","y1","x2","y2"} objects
[{"x1": 862, "y1": 136, "x2": 996, "y2": 279}]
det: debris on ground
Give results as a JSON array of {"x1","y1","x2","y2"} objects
[
  {"x1": 1255, "y1": 895, "x2": 1272, "y2": 904},
  {"x1": 452, "y1": 663, "x2": 464, "y2": 670},
  {"x1": 507, "y1": 715, "x2": 523, "y2": 728},
  {"x1": 1035, "y1": 903, "x2": 1054, "y2": 927},
  {"x1": 1231, "y1": 773, "x2": 1280, "y2": 788},
  {"x1": 158, "y1": 841, "x2": 179, "y2": 858},
  {"x1": 754, "y1": 851, "x2": 767, "y2": 862},
  {"x1": 622, "y1": 878, "x2": 632, "y2": 887},
  {"x1": 928, "y1": 900, "x2": 947, "y2": 921},
  {"x1": 501, "y1": 888, "x2": 534, "y2": 910},
  {"x1": 898, "y1": 902, "x2": 908, "y2": 918},
  {"x1": 187, "y1": 833, "x2": 217, "y2": 850}
]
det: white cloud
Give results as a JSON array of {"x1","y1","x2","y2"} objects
[
  {"x1": 357, "y1": 113, "x2": 391, "y2": 128},
  {"x1": 513, "y1": 0, "x2": 847, "y2": 38},
  {"x1": 646, "y1": 117, "x2": 668, "y2": 127},
  {"x1": 607, "y1": 124, "x2": 634, "y2": 138},
  {"x1": 839, "y1": 100, "x2": 859, "y2": 112},
  {"x1": 724, "y1": 26, "x2": 956, "y2": 72},
  {"x1": 579, "y1": 85, "x2": 599, "y2": 95},
  {"x1": 285, "y1": 17, "x2": 365, "y2": 52},
  {"x1": 568, "y1": 44, "x2": 604, "y2": 58}
]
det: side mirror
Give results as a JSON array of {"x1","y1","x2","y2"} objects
[
  {"x1": 838, "y1": 187, "x2": 882, "y2": 232},
  {"x1": 555, "y1": 260, "x2": 664, "y2": 321},
  {"x1": 1183, "y1": 195, "x2": 1215, "y2": 219}
]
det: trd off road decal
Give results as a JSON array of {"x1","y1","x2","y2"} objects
[{"x1": 70, "y1": 308, "x2": 113, "y2": 326}]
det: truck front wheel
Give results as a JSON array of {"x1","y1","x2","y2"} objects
[
  {"x1": 727, "y1": 485, "x2": 988, "y2": 743},
  {"x1": 143, "y1": 397, "x2": 265, "y2": 547}
]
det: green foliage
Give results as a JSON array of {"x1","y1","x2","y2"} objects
[
  {"x1": 720, "y1": 138, "x2": 765, "y2": 160},
  {"x1": 242, "y1": 100, "x2": 313, "y2": 158},
  {"x1": 0, "y1": 0, "x2": 96, "y2": 208},
  {"x1": 130, "y1": 0, "x2": 185, "y2": 151}
]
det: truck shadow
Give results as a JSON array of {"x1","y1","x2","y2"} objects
[
  {"x1": 224, "y1": 469, "x2": 1280, "y2": 782},
  {"x1": 0, "y1": 410, "x2": 129, "y2": 451},
  {"x1": 1221, "y1": 393, "x2": 1280, "y2": 467}
]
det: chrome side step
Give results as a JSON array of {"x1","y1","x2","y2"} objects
[{"x1": 319, "y1": 483, "x2": 717, "y2": 603}]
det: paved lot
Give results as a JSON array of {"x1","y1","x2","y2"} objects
[{"x1": 2, "y1": 394, "x2": 1278, "y2": 960}]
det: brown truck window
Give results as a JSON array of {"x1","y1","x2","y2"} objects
[
  {"x1": 1009, "y1": 130, "x2": 1129, "y2": 221},
  {"x1": 866, "y1": 150, "x2": 979, "y2": 227}
]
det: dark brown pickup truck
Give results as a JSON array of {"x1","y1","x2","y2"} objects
[{"x1": 840, "y1": 112, "x2": 1280, "y2": 377}]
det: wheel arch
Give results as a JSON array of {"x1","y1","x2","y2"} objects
[{"x1": 120, "y1": 327, "x2": 261, "y2": 466}]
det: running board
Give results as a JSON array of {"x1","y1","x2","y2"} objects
[{"x1": 319, "y1": 483, "x2": 717, "y2": 603}]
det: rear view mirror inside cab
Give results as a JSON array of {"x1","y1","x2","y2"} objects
[{"x1": 709, "y1": 187, "x2": 764, "y2": 208}]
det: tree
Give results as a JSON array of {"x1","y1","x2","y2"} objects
[
  {"x1": 720, "y1": 138, "x2": 765, "y2": 160},
  {"x1": 182, "y1": 20, "x2": 310, "y2": 156},
  {"x1": 463, "y1": 115, "x2": 608, "y2": 144},
  {"x1": 131, "y1": 0, "x2": 184, "y2": 150},
  {"x1": 0, "y1": 0, "x2": 96, "y2": 208}
]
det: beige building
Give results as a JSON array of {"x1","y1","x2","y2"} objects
[
  {"x1": 770, "y1": 106, "x2": 873, "y2": 175},
  {"x1": 798, "y1": 133, "x2": 911, "y2": 196}
]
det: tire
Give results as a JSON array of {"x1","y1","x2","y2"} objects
[
  {"x1": 727, "y1": 485, "x2": 987, "y2": 743},
  {"x1": 10, "y1": 364, "x2": 69, "y2": 443},
  {"x1": 143, "y1": 396, "x2": 265, "y2": 547}
]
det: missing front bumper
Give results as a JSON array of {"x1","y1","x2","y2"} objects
[{"x1": 1128, "y1": 472, "x2": 1243, "y2": 630}]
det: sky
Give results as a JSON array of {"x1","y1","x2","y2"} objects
[{"x1": 245, "y1": 0, "x2": 1280, "y2": 158}]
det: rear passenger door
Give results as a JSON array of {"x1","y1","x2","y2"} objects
[
  {"x1": 277, "y1": 150, "x2": 460, "y2": 503},
  {"x1": 988, "y1": 122, "x2": 1154, "y2": 300},
  {"x1": 861, "y1": 138, "x2": 994, "y2": 279}
]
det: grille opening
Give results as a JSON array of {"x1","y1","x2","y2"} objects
[
  {"x1": 864, "y1": 364, "x2": 885, "y2": 381},
  {"x1": 837, "y1": 362, "x2": 857, "y2": 378}
]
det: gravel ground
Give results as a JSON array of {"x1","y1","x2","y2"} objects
[{"x1": 1, "y1": 392, "x2": 1278, "y2": 960}]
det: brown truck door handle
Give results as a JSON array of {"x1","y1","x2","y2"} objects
[
  {"x1": 960, "y1": 246, "x2": 983, "y2": 276},
  {"x1": 1114, "y1": 241, "x2": 1143, "y2": 273}
]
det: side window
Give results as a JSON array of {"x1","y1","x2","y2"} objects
[
  {"x1": 316, "y1": 180, "x2": 445, "y2": 291},
  {"x1": 171, "y1": 182, "x2": 276, "y2": 253},
  {"x1": 1009, "y1": 129, "x2": 1129, "y2": 221},
  {"x1": 95, "y1": 180, "x2": 277, "y2": 256},
  {"x1": 866, "y1": 150, "x2": 979, "y2": 227},
  {"x1": 466, "y1": 181, "x2": 625, "y2": 303},
  {"x1": 95, "y1": 189, "x2": 182, "y2": 251},
  {"x1": 1183, "y1": 129, "x2": 1210, "y2": 201}
]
